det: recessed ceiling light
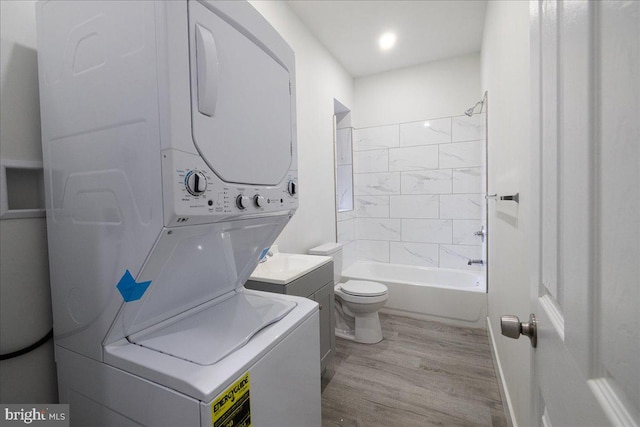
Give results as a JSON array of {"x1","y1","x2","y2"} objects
[{"x1": 378, "y1": 32, "x2": 396, "y2": 51}]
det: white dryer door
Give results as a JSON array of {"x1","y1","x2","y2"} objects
[{"x1": 188, "y1": 1, "x2": 292, "y2": 186}]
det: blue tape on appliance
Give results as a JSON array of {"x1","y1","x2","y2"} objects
[{"x1": 116, "y1": 270, "x2": 151, "y2": 302}]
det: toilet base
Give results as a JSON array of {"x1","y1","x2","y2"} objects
[
  {"x1": 335, "y1": 328, "x2": 356, "y2": 341},
  {"x1": 354, "y1": 311, "x2": 383, "y2": 344},
  {"x1": 334, "y1": 311, "x2": 383, "y2": 344}
]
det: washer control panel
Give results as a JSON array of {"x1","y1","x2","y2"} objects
[{"x1": 163, "y1": 149, "x2": 297, "y2": 226}]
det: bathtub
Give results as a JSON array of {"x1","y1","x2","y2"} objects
[{"x1": 341, "y1": 261, "x2": 487, "y2": 328}]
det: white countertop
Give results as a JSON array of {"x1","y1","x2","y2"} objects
[{"x1": 249, "y1": 253, "x2": 332, "y2": 285}]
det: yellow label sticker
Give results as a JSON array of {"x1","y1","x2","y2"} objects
[{"x1": 212, "y1": 372, "x2": 251, "y2": 427}]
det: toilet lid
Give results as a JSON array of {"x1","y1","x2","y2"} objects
[{"x1": 341, "y1": 280, "x2": 388, "y2": 297}]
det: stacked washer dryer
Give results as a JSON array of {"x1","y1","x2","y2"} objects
[{"x1": 36, "y1": 1, "x2": 320, "y2": 426}]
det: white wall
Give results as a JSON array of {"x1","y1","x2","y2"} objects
[
  {"x1": 0, "y1": 0, "x2": 58, "y2": 403},
  {"x1": 250, "y1": 1, "x2": 354, "y2": 254},
  {"x1": 481, "y1": 1, "x2": 532, "y2": 426},
  {"x1": 353, "y1": 53, "x2": 481, "y2": 129}
]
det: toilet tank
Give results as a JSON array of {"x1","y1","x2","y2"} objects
[{"x1": 309, "y1": 243, "x2": 343, "y2": 285}]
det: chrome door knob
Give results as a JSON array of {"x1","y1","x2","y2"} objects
[{"x1": 500, "y1": 313, "x2": 537, "y2": 348}]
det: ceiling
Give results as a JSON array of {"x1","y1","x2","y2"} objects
[{"x1": 287, "y1": 1, "x2": 487, "y2": 78}]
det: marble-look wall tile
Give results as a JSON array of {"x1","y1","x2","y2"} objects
[
  {"x1": 440, "y1": 194, "x2": 482, "y2": 219},
  {"x1": 355, "y1": 195, "x2": 390, "y2": 218},
  {"x1": 357, "y1": 240, "x2": 389, "y2": 262},
  {"x1": 353, "y1": 125, "x2": 399, "y2": 151},
  {"x1": 452, "y1": 114, "x2": 485, "y2": 142},
  {"x1": 439, "y1": 244, "x2": 483, "y2": 271},
  {"x1": 452, "y1": 220, "x2": 483, "y2": 245},
  {"x1": 336, "y1": 128, "x2": 353, "y2": 166},
  {"x1": 400, "y1": 117, "x2": 451, "y2": 146},
  {"x1": 345, "y1": 113, "x2": 486, "y2": 269},
  {"x1": 453, "y1": 168, "x2": 483, "y2": 193},
  {"x1": 401, "y1": 170, "x2": 452, "y2": 194},
  {"x1": 389, "y1": 195, "x2": 439, "y2": 219},
  {"x1": 439, "y1": 141, "x2": 482, "y2": 169},
  {"x1": 336, "y1": 165, "x2": 353, "y2": 212},
  {"x1": 390, "y1": 242, "x2": 439, "y2": 267},
  {"x1": 389, "y1": 145, "x2": 438, "y2": 171},
  {"x1": 342, "y1": 241, "x2": 358, "y2": 271},
  {"x1": 354, "y1": 149, "x2": 389, "y2": 173},
  {"x1": 402, "y1": 219, "x2": 452, "y2": 244},
  {"x1": 354, "y1": 172, "x2": 401, "y2": 196},
  {"x1": 356, "y1": 218, "x2": 401, "y2": 241},
  {"x1": 337, "y1": 219, "x2": 356, "y2": 243},
  {"x1": 337, "y1": 210, "x2": 356, "y2": 222}
]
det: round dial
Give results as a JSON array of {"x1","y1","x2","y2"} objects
[
  {"x1": 287, "y1": 180, "x2": 297, "y2": 196},
  {"x1": 236, "y1": 194, "x2": 250, "y2": 210},
  {"x1": 185, "y1": 171, "x2": 207, "y2": 196},
  {"x1": 254, "y1": 194, "x2": 266, "y2": 207}
]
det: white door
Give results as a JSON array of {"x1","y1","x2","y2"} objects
[{"x1": 528, "y1": 1, "x2": 639, "y2": 426}]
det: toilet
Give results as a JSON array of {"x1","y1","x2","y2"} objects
[{"x1": 309, "y1": 243, "x2": 388, "y2": 344}]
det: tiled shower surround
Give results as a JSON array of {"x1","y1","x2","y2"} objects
[{"x1": 337, "y1": 114, "x2": 486, "y2": 271}]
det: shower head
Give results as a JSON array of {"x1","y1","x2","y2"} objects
[{"x1": 465, "y1": 100, "x2": 484, "y2": 117}]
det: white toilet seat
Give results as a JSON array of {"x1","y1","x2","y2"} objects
[
  {"x1": 334, "y1": 283, "x2": 388, "y2": 305},
  {"x1": 341, "y1": 280, "x2": 387, "y2": 297}
]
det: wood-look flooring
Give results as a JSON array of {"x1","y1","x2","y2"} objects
[{"x1": 321, "y1": 313, "x2": 509, "y2": 427}]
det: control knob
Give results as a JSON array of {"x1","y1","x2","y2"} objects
[
  {"x1": 287, "y1": 180, "x2": 297, "y2": 196},
  {"x1": 185, "y1": 170, "x2": 207, "y2": 196},
  {"x1": 254, "y1": 195, "x2": 266, "y2": 207},
  {"x1": 236, "y1": 194, "x2": 250, "y2": 210}
]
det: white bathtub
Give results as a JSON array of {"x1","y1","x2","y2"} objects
[{"x1": 341, "y1": 261, "x2": 487, "y2": 328}]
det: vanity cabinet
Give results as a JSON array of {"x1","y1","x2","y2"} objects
[{"x1": 245, "y1": 261, "x2": 335, "y2": 374}]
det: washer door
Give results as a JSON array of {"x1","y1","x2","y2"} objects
[
  {"x1": 128, "y1": 292, "x2": 296, "y2": 365},
  {"x1": 189, "y1": 0, "x2": 292, "y2": 186}
]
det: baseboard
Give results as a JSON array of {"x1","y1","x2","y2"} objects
[
  {"x1": 380, "y1": 307, "x2": 486, "y2": 329},
  {"x1": 487, "y1": 316, "x2": 517, "y2": 427}
]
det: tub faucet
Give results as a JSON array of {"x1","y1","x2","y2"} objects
[{"x1": 468, "y1": 259, "x2": 484, "y2": 266}]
